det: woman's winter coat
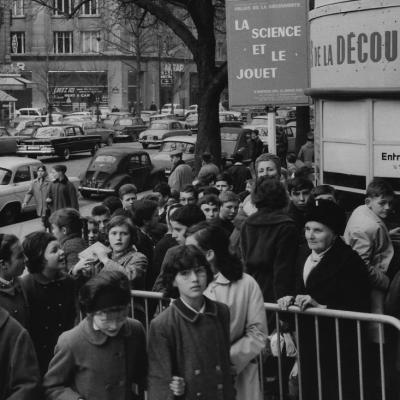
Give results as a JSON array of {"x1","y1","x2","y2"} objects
[
  {"x1": 43, "y1": 317, "x2": 147, "y2": 400},
  {"x1": 204, "y1": 272, "x2": 267, "y2": 400}
]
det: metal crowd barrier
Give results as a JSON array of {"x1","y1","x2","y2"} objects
[{"x1": 129, "y1": 291, "x2": 400, "y2": 400}]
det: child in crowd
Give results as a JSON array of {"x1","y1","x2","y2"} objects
[
  {"x1": 49, "y1": 207, "x2": 87, "y2": 271},
  {"x1": 214, "y1": 173, "x2": 233, "y2": 193},
  {"x1": 85, "y1": 217, "x2": 100, "y2": 246},
  {"x1": 0, "y1": 234, "x2": 29, "y2": 327},
  {"x1": 148, "y1": 245, "x2": 235, "y2": 400},
  {"x1": 214, "y1": 191, "x2": 239, "y2": 234},
  {"x1": 43, "y1": 270, "x2": 147, "y2": 400},
  {"x1": 91, "y1": 204, "x2": 111, "y2": 238},
  {"x1": 21, "y1": 231, "x2": 77, "y2": 375},
  {"x1": 153, "y1": 182, "x2": 173, "y2": 223},
  {"x1": 186, "y1": 222, "x2": 267, "y2": 400},
  {"x1": 119, "y1": 184, "x2": 138, "y2": 210},
  {"x1": 179, "y1": 184, "x2": 198, "y2": 206},
  {"x1": 102, "y1": 195, "x2": 123, "y2": 215},
  {"x1": 198, "y1": 194, "x2": 220, "y2": 221},
  {"x1": 0, "y1": 305, "x2": 41, "y2": 400},
  {"x1": 309, "y1": 184, "x2": 338, "y2": 204}
]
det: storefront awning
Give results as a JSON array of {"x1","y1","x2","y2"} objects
[
  {"x1": 0, "y1": 74, "x2": 34, "y2": 90},
  {"x1": 0, "y1": 90, "x2": 17, "y2": 102}
]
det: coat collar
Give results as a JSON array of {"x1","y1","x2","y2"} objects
[
  {"x1": 213, "y1": 272, "x2": 231, "y2": 285},
  {"x1": 31, "y1": 272, "x2": 68, "y2": 285},
  {"x1": 0, "y1": 307, "x2": 9, "y2": 329},
  {"x1": 0, "y1": 278, "x2": 23, "y2": 296},
  {"x1": 82, "y1": 316, "x2": 133, "y2": 345},
  {"x1": 172, "y1": 296, "x2": 218, "y2": 323}
]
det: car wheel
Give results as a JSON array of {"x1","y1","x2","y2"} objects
[
  {"x1": 106, "y1": 136, "x2": 113, "y2": 146},
  {"x1": 63, "y1": 148, "x2": 71, "y2": 161},
  {"x1": 0, "y1": 204, "x2": 20, "y2": 226},
  {"x1": 142, "y1": 143, "x2": 149, "y2": 149},
  {"x1": 91, "y1": 144, "x2": 100, "y2": 155}
]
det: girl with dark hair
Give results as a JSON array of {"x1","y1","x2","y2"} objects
[
  {"x1": 186, "y1": 222, "x2": 267, "y2": 400},
  {"x1": 0, "y1": 233, "x2": 29, "y2": 327},
  {"x1": 148, "y1": 244, "x2": 235, "y2": 400},
  {"x1": 21, "y1": 231, "x2": 76, "y2": 375},
  {"x1": 44, "y1": 270, "x2": 147, "y2": 400}
]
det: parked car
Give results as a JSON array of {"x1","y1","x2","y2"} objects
[
  {"x1": 0, "y1": 127, "x2": 17, "y2": 155},
  {"x1": 149, "y1": 113, "x2": 176, "y2": 124},
  {"x1": 185, "y1": 104, "x2": 198, "y2": 118},
  {"x1": 12, "y1": 108, "x2": 45, "y2": 127},
  {"x1": 13, "y1": 126, "x2": 40, "y2": 144},
  {"x1": 184, "y1": 113, "x2": 198, "y2": 131},
  {"x1": 161, "y1": 103, "x2": 185, "y2": 117},
  {"x1": 16, "y1": 125, "x2": 102, "y2": 160},
  {"x1": 220, "y1": 127, "x2": 252, "y2": 166},
  {"x1": 79, "y1": 146, "x2": 166, "y2": 199},
  {"x1": 103, "y1": 112, "x2": 132, "y2": 128},
  {"x1": 141, "y1": 110, "x2": 158, "y2": 125},
  {"x1": 139, "y1": 120, "x2": 192, "y2": 149},
  {"x1": 14, "y1": 120, "x2": 43, "y2": 133},
  {"x1": 0, "y1": 157, "x2": 79, "y2": 225},
  {"x1": 152, "y1": 135, "x2": 197, "y2": 174},
  {"x1": 112, "y1": 117, "x2": 147, "y2": 142}
]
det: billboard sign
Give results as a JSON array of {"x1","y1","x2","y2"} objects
[{"x1": 226, "y1": 0, "x2": 310, "y2": 106}]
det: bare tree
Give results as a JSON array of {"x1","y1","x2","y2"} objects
[{"x1": 33, "y1": 0, "x2": 228, "y2": 169}]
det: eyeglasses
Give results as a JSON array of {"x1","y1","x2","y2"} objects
[{"x1": 178, "y1": 266, "x2": 207, "y2": 279}]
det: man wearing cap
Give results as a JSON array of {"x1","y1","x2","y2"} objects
[
  {"x1": 298, "y1": 132, "x2": 314, "y2": 167},
  {"x1": 46, "y1": 165, "x2": 79, "y2": 213},
  {"x1": 168, "y1": 150, "x2": 193, "y2": 193}
]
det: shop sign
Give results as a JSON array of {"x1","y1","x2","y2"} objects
[
  {"x1": 51, "y1": 86, "x2": 107, "y2": 107},
  {"x1": 310, "y1": 6, "x2": 400, "y2": 88},
  {"x1": 225, "y1": 0, "x2": 309, "y2": 106},
  {"x1": 374, "y1": 146, "x2": 400, "y2": 178}
]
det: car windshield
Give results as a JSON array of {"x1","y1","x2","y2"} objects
[
  {"x1": 116, "y1": 119, "x2": 133, "y2": 126},
  {"x1": 90, "y1": 155, "x2": 117, "y2": 171},
  {"x1": 150, "y1": 123, "x2": 168, "y2": 130},
  {"x1": 221, "y1": 132, "x2": 240, "y2": 141},
  {"x1": 160, "y1": 141, "x2": 194, "y2": 154},
  {"x1": 249, "y1": 118, "x2": 268, "y2": 125},
  {"x1": 19, "y1": 127, "x2": 37, "y2": 136},
  {"x1": 0, "y1": 168, "x2": 12, "y2": 185},
  {"x1": 35, "y1": 127, "x2": 62, "y2": 138}
]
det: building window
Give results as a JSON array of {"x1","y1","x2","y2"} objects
[
  {"x1": 54, "y1": 32, "x2": 73, "y2": 53},
  {"x1": 12, "y1": 0, "x2": 24, "y2": 16},
  {"x1": 11, "y1": 32, "x2": 25, "y2": 54},
  {"x1": 53, "y1": 0, "x2": 72, "y2": 15},
  {"x1": 81, "y1": 0, "x2": 98, "y2": 15},
  {"x1": 81, "y1": 32, "x2": 99, "y2": 53}
]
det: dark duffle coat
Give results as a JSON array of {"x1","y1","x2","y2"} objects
[
  {"x1": 0, "y1": 307, "x2": 41, "y2": 400},
  {"x1": 43, "y1": 317, "x2": 147, "y2": 400},
  {"x1": 21, "y1": 272, "x2": 77, "y2": 375},
  {"x1": 148, "y1": 297, "x2": 236, "y2": 400},
  {"x1": 240, "y1": 209, "x2": 298, "y2": 302},
  {"x1": 296, "y1": 237, "x2": 371, "y2": 400}
]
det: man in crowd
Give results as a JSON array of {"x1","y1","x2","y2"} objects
[{"x1": 168, "y1": 150, "x2": 193, "y2": 193}]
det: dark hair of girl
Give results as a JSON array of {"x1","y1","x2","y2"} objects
[
  {"x1": 160, "y1": 244, "x2": 213, "y2": 298},
  {"x1": 0, "y1": 234, "x2": 20, "y2": 263},
  {"x1": 186, "y1": 221, "x2": 243, "y2": 282},
  {"x1": 22, "y1": 231, "x2": 56, "y2": 273}
]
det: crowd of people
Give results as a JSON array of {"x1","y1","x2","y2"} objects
[{"x1": 1, "y1": 147, "x2": 400, "y2": 400}]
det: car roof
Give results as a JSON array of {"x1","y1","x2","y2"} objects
[
  {"x1": 150, "y1": 119, "x2": 179, "y2": 124},
  {"x1": 0, "y1": 156, "x2": 42, "y2": 167},
  {"x1": 162, "y1": 135, "x2": 196, "y2": 143},
  {"x1": 95, "y1": 146, "x2": 149, "y2": 156}
]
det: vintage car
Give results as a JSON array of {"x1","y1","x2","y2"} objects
[
  {"x1": 152, "y1": 135, "x2": 197, "y2": 174},
  {"x1": 102, "y1": 112, "x2": 132, "y2": 129},
  {"x1": 0, "y1": 127, "x2": 18, "y2": 155},
  {"x1": 220, "y1": 127, "x2": 252, "y2": 165},
  {"x1": 16, "y1": 125, "x2": 102, "y2": 160},
  {"x1": 0, "y1": 157, "x2": 80, "y2": 225},
  {"x1": 112, "y1": 117, "x2": 147, "y2": 142},
  {"x1": 161, "y1": 103, "x2": 185, "y2": 117},
  {"x1": 139, "y1": 120, "x2": 192, "y2": 149},
  {"x1": 79, "y1": 146, "x2": 166, "y2": 198}
]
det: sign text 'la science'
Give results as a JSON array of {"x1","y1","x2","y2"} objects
[{"x1": 226, "y1": 0, "x2": 309, "y2": 106}]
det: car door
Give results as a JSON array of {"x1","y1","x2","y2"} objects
[
  {"x1": 126, "y1": 154, "x2": 147, "y2": 191},
  {"x1": 64, "y1": 127, "x2": 77, "y2": 152}
]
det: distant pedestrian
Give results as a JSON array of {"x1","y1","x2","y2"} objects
[
  {"x1": 168, "y1": 150, "x2": 193, "y2": 193},
  {"x1": 248, "y1": 130, "x2": 264, "y2": 163},
  {"x1": 197, "y1": 152, "x2": 220, "y2": 182},
  {"x1": 298, "y1": 131, "x2": 315, "y2": 167},
  {"x1": 226, "y1": 152, "x2": 252, "y2": 193},
  {"x1": 46, "y1": 165, "x2": 79, "y2": 213},
  {"x1": 149, "y1": 101, "x2": 157, "y2": 111},
  {"x1": 22, "y1": 165, "x2": 51, "y2": 231},
  {"x1": 111, "y1": 105, "x2": 119, "y2": 112}
]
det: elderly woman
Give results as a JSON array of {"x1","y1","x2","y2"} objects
[{"x1": 279, "y1": 200, "x2": 370, "y2": 400}]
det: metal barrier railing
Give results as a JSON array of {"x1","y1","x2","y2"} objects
[
  {"x1": 263, "y1": 302, "x2": 400, "y2": 400},
  {"x1": 129, "y1": 291, "x2": 400, "y2": 400}
]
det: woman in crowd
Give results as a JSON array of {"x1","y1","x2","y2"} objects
[
  {"x1": 186, "y1": 222, "x2": 267, "y2": 400},
  {"x1": 278, "y1": 199, "x2": 370, "y2": 400}
]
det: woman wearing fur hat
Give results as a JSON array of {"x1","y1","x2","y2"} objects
[{"x1": 278, "y1": 199, "x2": 370, "y2": 400}]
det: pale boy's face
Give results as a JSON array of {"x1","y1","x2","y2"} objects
[
  {"x1": 366, "y1": 195, "x2": 393, "y2": 220},
  {"x1": 93, "y1": 306, "x2": 129, "y2": 337},
  {"x1": 173, "y1": 266, "x2": 208, "y2": 305}
]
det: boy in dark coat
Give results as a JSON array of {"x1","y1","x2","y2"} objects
[{"x1": 148, "y1": 245, "x2": 235, "y2": 400}]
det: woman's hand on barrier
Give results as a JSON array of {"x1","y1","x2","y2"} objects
[
  {"x1": 170, "y1": 376, "x2": 185, "y2": 396},
  {"x1": 277, "y1": 296, "x2": 295, "y2": 310},
  {"x1": 294, "y1": 295, "x2": 324, "y2": 311}
]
